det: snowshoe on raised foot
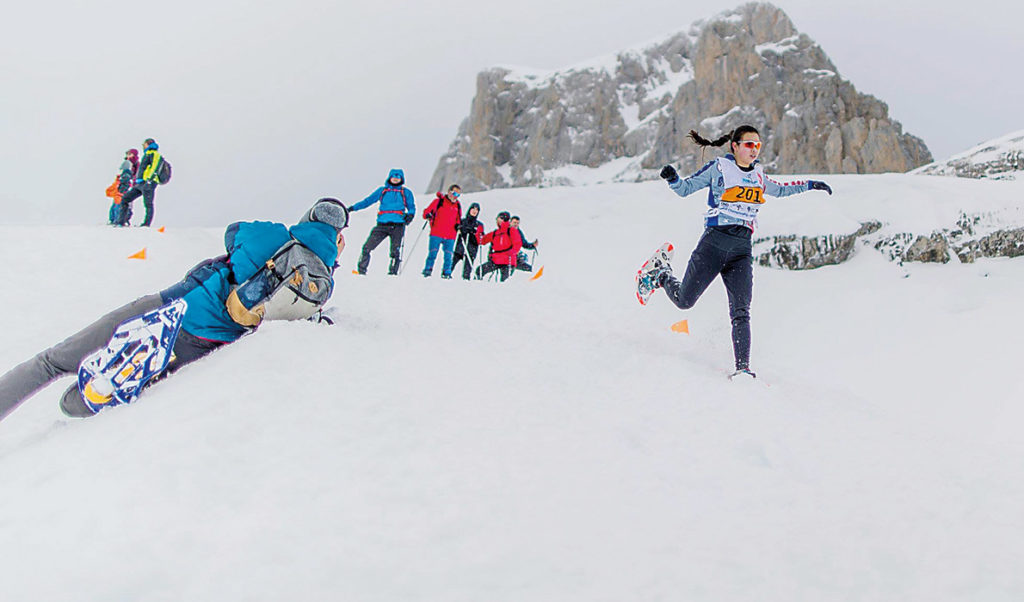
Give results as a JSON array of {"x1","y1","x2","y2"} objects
[
  {"x1": 77, "y1": 299, "x2": 187, "y2": 414},
  {"x1": 635, "y1": 242, "x2": 675, "y2": 306}
]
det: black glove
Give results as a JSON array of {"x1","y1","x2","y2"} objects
[
  {"x1": 809, "y1": 180, "x2": 833, "y2": 195},
  {"x1": 403, "y1": 214, "x2": 414, "y2": 225},
  {"x1": 660, "y1": 165, "x2": 679, "y2": 183},
  {"x1": 426, "y1": 212, "x2": 435, "y2": 220}
]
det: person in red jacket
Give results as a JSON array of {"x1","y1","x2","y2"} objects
[
  {"x1": 475, "y1": 211, "x2": 522, "y2": 282},
  {"x1": 421, "y1": 184, "x2": 463, "y2": 278}
]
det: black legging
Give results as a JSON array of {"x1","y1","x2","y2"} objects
[{"x1": 661, "y1": 226, "x2": 753, "y2": 370}]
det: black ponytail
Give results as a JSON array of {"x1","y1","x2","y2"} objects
[
  {"x1": 688, "y1": 125, "x2": 761, "y2": 161},
  {"x1": 689, "y1": 125, "x2": 760, "y2": 147},
  {"x1": 688, "y1": 130, "x2": 731, "y2": 147}
]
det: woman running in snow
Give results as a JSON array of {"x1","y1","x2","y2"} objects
[{"x1": 636, "y1": 125, "x2": 833, "y2": 378}]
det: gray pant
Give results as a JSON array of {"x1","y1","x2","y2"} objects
[{"x1": 0, "y1": 294, "x2": 165, "y2": 421}]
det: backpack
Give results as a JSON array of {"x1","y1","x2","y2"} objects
[
  {"x1": 157, "y1": 158, "x2": 172, "y2": 185},
  {"x1": 225, "y1": 239, "x2": 334, "y2": 328}
]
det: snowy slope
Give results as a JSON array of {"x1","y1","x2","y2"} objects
[
  {"x1": 2, "y1": 175, "x2": 1024, "y2": 601},
  {"x1": 913, "y1": 129, "x2": 1024, "y2": 180}
]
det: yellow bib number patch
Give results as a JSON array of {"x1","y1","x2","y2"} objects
[{"x1": 720, "y1": 186, "x2": 764, "y2": 204}]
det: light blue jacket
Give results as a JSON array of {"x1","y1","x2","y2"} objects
[
  {"x1": 349, "y1": 168, "x2": 416, "y2": 224},
  {"x1": 669, "y1": 155, "x2": 811, "y2": 229}
]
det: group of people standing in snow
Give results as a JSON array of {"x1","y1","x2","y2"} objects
[
  {"x1": 106, "y1": 138, "x2": 169, "y2": 227},
  {"x1": 347, "y1": 169, "x2": 538, "y2": 281}
]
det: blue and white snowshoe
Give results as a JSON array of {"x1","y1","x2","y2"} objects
[{"x1": 77, "y1": 299, "x2": 187, "y2": 414}]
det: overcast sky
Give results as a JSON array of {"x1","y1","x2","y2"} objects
[{"x1": 1, "y1": 0, "x2": 1020, "y2": 226}]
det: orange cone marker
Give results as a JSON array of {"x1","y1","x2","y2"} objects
[
  {"x1": 128, "y1": 248, "x2": 147, "y2": 260},
  {"x1": 670, "y1": 319, "x2": 689, "y2": 334},
  {"x1": 157, "y1": 226, "x2": 165, "y2": 233}
]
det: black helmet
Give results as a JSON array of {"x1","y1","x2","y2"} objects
[
  {"x1": 497, "y1": 211, "x2": 511, "y2": 222},
  {"x1": 300, "y1": 198, "x2": 349, "y2": 232}
]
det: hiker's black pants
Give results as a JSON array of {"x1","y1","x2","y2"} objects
[
  {"x1": 475, "y1": 261, "x2": 513, "y2": 282},
  {"x1": 121, "y1": 181, "x2": 157, "y2": 226},
  {"x1": 451, "y1": 244, "x2": 479, "y2": 280},
  {"x1": 662, "y1": 226, "x2": 753, "y2": 370},
  {"x1": 358, "y1": 223, "x2": 406, "y2": 275}
]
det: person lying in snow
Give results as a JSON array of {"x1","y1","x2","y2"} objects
[{"x1": 0, "y1": 198, "x2": 349, "y2": 422}]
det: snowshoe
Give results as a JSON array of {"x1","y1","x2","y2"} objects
[
  {"x1": 77, "y1": 299, "x2": 187, "y2": 414},
  {"x1": 635, "y1": 242, "x2": 674, "y2": 306}
]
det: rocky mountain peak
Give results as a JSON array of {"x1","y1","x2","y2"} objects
[{"x1": 428, "y1": 2, "x2": 932, "y2": 193}]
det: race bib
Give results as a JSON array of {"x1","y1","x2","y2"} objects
[{"x1": 720, "y1": 186, "x2": 764, "y2": 204}]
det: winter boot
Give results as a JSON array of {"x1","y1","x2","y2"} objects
[
  {"x1": 728, "y1": 368, "x2": 757, "y2": 380},
  {"x1": 635, "y1": 242, "x2": 674, "y2": 306}
]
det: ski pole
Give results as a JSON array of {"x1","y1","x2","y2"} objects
[
  {"x1": 529, "y1": 247, "x2": 544, "y2": 281},
  {"x1": 398, "y1": 220, "x2": 428, "y2": 276}
]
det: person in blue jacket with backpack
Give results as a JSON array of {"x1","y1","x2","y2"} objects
[
  {"x1": 348, "y1": 168, "x2": 416, "y2": 275},
  {"x1": 0, "y1": 199, "x2": 348, "y2": 423}
]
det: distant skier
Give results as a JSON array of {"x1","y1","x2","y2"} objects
[
  {"x1": 451, "y1": 202, "x2": 484, "y2": 280},
  {"x1": 509, "y1": 215, "x2": 538, "y2": 273},
  {"x1": 474, "y1": 211, "x2": 522, "y2": 282},
  {"x1": 421, "y1": 184, "x2": 463, "y2": 278},
  {"x1": 0, "y1": 199, "x2": 348, "y2": 422},
  {"x1": 109, "y1": 148, "x2": 139, "y2": 226},
  {"x1": 349, "y1": 168, "x2": 416, "y2": 275},
  {"x1": 120, "y1": 138, "x2": 164, "y2": 227},
  {"x1": 636, "y1": 125, "x2": 833, "y2": 379}
]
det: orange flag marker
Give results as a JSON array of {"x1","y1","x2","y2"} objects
[
  {"x1": 157, "y1": 226, "x2": 166, "y2": 233},
  {"x1": 670, "y1": 319, "x2": 689, "y2": 334},
  {"x1": 128, "y1": 248, "x2": 147, "y2": 260}
]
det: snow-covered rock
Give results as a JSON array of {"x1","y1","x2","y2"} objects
[{"x1": 913, "y1": 129, "x2": 1024, "y2": 180}]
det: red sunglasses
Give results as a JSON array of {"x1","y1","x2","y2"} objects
[{"x1": 736, "y1": 141, "x2": 762, "y2": 150}]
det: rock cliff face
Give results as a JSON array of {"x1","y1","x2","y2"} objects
[{"x1": 429, "y1": 2, "x2": 932, "y2": 193}]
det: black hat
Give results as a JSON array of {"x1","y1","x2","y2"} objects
[
  {"x1": 300, "y1": 198, "x2": 349, "y2": 232},
  {"x1": 497, "y1": 211, "x2": 511, "y2": 221}
]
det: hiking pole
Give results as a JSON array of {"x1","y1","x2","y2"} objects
[
  {"x1": 398, "y1": 220, "x2": 428, "y2": 276},
  {"x1": 529, "y1": 247, "x2": 544, "y2": 281}
]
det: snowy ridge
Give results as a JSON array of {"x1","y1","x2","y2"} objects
[
  {"x1": 3, "y1": 174, "x2": 1024, "y2": 600},
  {"x1": 913, "y1": 129, "x2": 1024, "y2": 180}
]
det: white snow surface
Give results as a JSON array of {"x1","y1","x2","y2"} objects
[{"x1": 3, "y1": 175, "x2": 1024, "y2": 600}]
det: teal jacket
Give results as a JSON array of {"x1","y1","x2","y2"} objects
[{"x1": 177, "y1": 221, "x2": 338, "y2": 342}]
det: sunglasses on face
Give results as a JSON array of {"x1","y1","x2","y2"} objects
[
  {"x1": 450, "y1": 191, "x2": 461, "y2": 198},
  {"x1": 736, "y1": 141, "x2": 762, "y2": 150}
]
